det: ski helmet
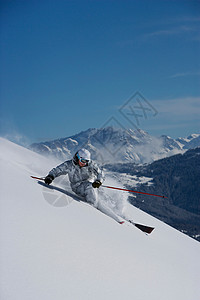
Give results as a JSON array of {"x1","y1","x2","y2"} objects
[{"x1": 73, "y1": 148, "x2": 91, "y2": 166}]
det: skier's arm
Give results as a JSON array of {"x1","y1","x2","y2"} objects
[
  {"x1": 49, "y1": 161, "x2": 71, "y2": 178},
  {"x1": 91, "y1": 162, "x2": 105, "y2": 187},
  {"x1": 46, "y1": 161, "x2": 71, "y2": 184}
]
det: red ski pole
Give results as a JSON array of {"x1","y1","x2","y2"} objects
[
  {"x1": 31, "y1": 176, "x2": 45, "y2": 181},
  {"x1": 102, "y1": 185, "x2": 167, "y2": 199},
  {"x1": 31, "y1": 176, "x2": 167, "y2": 199}
]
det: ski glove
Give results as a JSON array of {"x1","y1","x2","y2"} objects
[
  {"x1": 45, "y1": 175, "x2": 54, "y2": 185},
  {"x1": 92, "y1": 180, "x2": 102, "y2": 188}
]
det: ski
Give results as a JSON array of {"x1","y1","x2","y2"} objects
[{"x1": 127, "y1": 219, "x2": 154, "y2": 234}]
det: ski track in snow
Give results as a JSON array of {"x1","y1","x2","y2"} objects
[{"x1": 0, "y1": 137, "x2": 200, "y2": 300}]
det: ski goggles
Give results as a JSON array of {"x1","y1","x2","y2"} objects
[{"x1": 77, "y1": 153, "x2": 89, "y2": 164}]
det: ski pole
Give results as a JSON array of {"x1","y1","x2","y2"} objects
[
  {"x1": 31, "y1": 176, "x2": 45, "y2": 181},
  {"x1": 102, "y1": 185, "x2": 167, "y2": 198},
  {"x1": 31, "y1": 176, "x2": 167, "y2": 198}
]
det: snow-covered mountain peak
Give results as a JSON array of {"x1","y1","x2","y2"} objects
[
  {"x1": 30, "y1": 127, "x2": 200, "y2": 164},
  {"x1": 187, "y1": 133, "x2": 200, "y2": 140},
  {"x1": 176, "y1": 133, "x2": 200, "y2": 149}
]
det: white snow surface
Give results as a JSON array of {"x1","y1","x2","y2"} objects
[{"x1": 0, "y1": 137, "x2": 200, "y2": 300}]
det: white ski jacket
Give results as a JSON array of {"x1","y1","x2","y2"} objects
[
  {"x1": 48, "y1": 159, "x2": 122, "y2": 223},
  {"x1": 49, "y1": 160, "x2": 105, "y2": 191}
]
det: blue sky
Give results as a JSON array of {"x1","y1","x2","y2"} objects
[{"x1": 0, "y1": 0, "x2": 200, "y2": 144}]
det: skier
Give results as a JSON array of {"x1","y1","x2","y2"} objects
[{"x1": 45, "y1": 148, "x2": 124, "y2": 224}]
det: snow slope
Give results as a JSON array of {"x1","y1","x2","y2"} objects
[{"x1": 0, "y1": 138, "x2": 200, "y2": 300}]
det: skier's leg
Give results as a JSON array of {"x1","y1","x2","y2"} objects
[
  {"x1": 85, "y1": 184, "x2": 122, "y2": 223},
  {"x1": 84, "y1": 183, "x2": 99, "y2": 206},
  {"x1": 74, "y1": 182, "x2": 123, "y2": 223},
  {"x1": 99, "y1": 188, "x2": 128, "y2": 221},
  {"x1": 96, "y1": 200, "x2": 122, "y2": 223},
  {"x1": 73, "y1": 182, "x2": 98, "y2": 205}
]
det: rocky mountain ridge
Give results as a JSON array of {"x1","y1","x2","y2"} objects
[{"x1": 30, "y1": 127, "x2": 200, "y2": 164}]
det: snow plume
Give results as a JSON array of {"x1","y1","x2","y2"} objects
[
  {"x1": 0, "y1": 118, "x2": 27, "y2": 146},
  {"x1": 3, "y1": 132, "x2": 31, "y2": 148},
  {"x1": 0, "y1": 119, "x2": 31, "y2": 148},
  {"x1": 99, "y1": 172, "x2": 129, "y2": 218},
  {"x1": 130, "y1": 135, "x2": 165, "y2": 163}
]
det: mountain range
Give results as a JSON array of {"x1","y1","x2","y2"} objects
[
  {"x1": 105, "y1": 147, "x2": 200, "y2": 241},
  {"x1": 30, "y1": 127, "x2": 200, "y2": 164}
]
